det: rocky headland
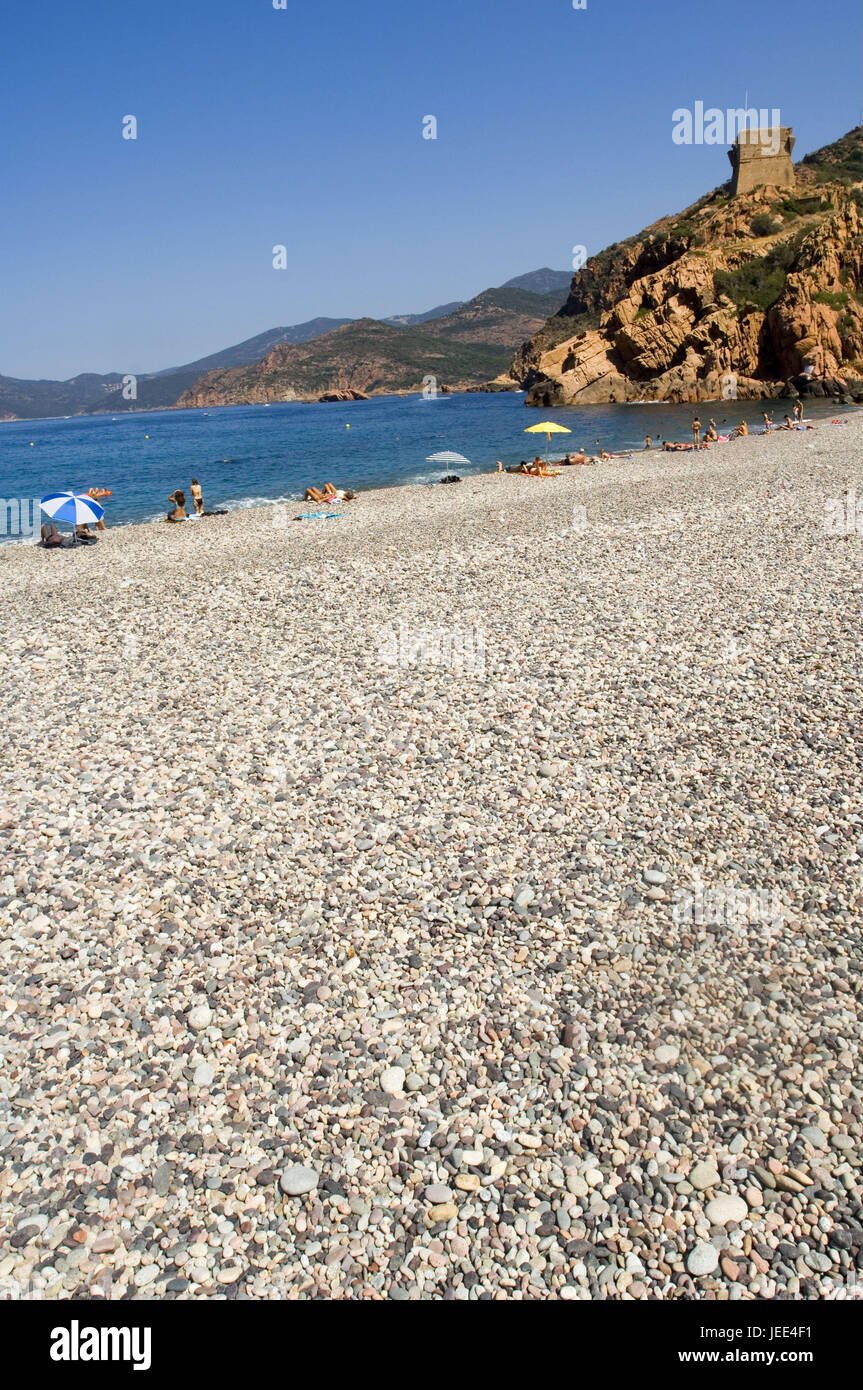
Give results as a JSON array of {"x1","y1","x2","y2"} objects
[{"x1": 510, "y1": 128, "x2": 863, "y2": 407}]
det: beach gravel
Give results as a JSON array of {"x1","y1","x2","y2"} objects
[{"x1": 0, "y1": 413, "x2": 862, "y2": 1300}]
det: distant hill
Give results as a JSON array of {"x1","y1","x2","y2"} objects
[
  {"x1": 0, "y1": 371, "x2": 123, "y2": 422},
  {"x1": 382, "y1": 302, "x2": 464, "y2": 326},
  {"x1": 0, "y1": 268, "x2": 570, "y2": 420},
  {"x1": 152, "y1": 318, "x2": 353, "y2": 378},
  {"x1": 501, "y1": 268, "x2": 572, "y2": 294},
  {"x1": 177, "y1": 287, "x2": 566, "y2": 407}
]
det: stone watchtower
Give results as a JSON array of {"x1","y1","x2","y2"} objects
[{"x1": 729, "y1": 126, "x2": 795, "y2": 196}]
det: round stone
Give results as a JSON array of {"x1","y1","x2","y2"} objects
[
  {"x1": 800, "y1": 1126, "x2": 827, "y2": 1149},
  {"x1": 380, "y1": 1066, "x2": 406, "y2": 1095},
  {"x1": 643, "y1": 869, "x2": 667, "y2": 885},
  {"x1": 193, "y1": 1062, "x2": 214, "y2": 1087},
  {"x1": 188, "y1": 1004, "x2": 212, "y2": 1031},
  {"x1": 690, "y1": 1162, "x2": 720, "y2": 1191},
  {"x1": 279, "y1": 1164, "x2": 319, "y2": 1196},
  {"x1": 654, "y1": 1043, "x2": 679, "y2": 1064},
  {"x1": 705, "y1": 1194, "x2": 748, "y2": 1225},
  {"x1": 687, "y1": 1242, "x2": 719, "y2": 1276}
]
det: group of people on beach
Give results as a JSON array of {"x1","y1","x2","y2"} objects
[
  {"x1": 486, "y1": 400, "x2": 816, "y2": 478},
  {"x1": 166, "y1": 478, "x2": 204, "y2": 521},
  {"x1": 39, "y1": 484, "x2": 111, "y2": 547},
  {"x1": 35, "y1": 395, "x2": 828, "y2": 545}
]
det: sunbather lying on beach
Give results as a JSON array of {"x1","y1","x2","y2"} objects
[
  {"x1": 75, "y1": 524, "x2": 98, "y2": 544},
  {"x1": 40, "y1": 522, "x2": 69, "y2": 549},
  {"x1": 526, "y1": 457, "x2": 559, "y2": 477},
  {"x1": 563, "y1": 452, "x2": 590, "y2": 466},
  {"x1": 304, "y1": 482, "x2": 357, "y2": 502}
]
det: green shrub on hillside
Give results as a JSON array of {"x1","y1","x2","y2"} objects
[
  {"x1": 813, "y1": 290, "x2": 850, "y2": 310},
  {"x1": 713, "y1": 238, "x2": 801, "y2": 312},
  {"x1": 777, "y1": 195, "x2": 831, "y2": 220}
]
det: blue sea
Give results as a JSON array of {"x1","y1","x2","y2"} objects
[{"x1": 0, "y1": 392, "x2": 844, "y2": 539}]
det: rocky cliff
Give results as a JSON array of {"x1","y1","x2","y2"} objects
[{"x1": 511, "y1": 128, "x2": 863, "y2": 406}]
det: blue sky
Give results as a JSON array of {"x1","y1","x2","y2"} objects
[{"x1": 1, "y1": 0, "x2": 861, "y2": 379}]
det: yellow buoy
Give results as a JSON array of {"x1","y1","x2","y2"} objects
[
  {"x1": 30, "y1": 442, "x2": 34, "y2": 446},
  {"x1": 346, "y1": 424, "x2": 350, "y2": 429},
  {"x1": 145, "y1": 434, "x2": 149, "y2": 439}
]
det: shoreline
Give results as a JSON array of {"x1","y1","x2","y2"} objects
[
  {"x1": 3, "y1": 406, "x2": 860, "y2": 550},
  {"x1": 1, "y1": 379, "x2": 858, "y2": 428}
]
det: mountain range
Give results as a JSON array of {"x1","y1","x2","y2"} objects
[
  {"x1": 176, "y1": 286, "x2": 567, "y2": 408},
  {"x1": 0, "y1": 268, "x2": 571, "y2": 421}
]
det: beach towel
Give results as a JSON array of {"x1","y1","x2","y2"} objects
[{"x1": 295, "y1": 511, "x2": 344, "y2": 520}]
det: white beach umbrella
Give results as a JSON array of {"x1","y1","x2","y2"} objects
[
  {"x1": 40, "y1": 491, "x2": 104, "y2": 545},
  {"x1": 425, "y1": 451, "x2": 471, "y2": 464}
]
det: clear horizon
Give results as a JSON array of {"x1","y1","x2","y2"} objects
[{"x1": 2, "y1": 0, "x2": 861, "y2": 379}]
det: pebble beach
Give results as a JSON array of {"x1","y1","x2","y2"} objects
[{"x1": 1, "y1": 413, "x2": 862, "y2": 1301}]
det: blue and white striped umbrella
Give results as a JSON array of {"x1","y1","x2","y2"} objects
[{"x1": 40, "y1": 491, "x2": 104, "y2": 538}]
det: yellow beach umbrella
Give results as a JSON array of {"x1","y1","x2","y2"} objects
[
  {"x1": 525, "y1": 419, "x2": 572, "y2": 459},
  {"x1": 525, "y1": 421, "x2": 572, "y2": 442}
]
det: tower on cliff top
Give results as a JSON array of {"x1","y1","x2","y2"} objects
[{"x1": 729, "y1": 126, "x2": 795, "y2": 196}]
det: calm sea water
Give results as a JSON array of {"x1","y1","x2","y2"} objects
[{"x1": 0, "y1": 392, "x2": 842, "y2": 539}]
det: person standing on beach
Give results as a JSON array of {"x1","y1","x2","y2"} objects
[
  {"x1": 88, "y1": 486, "x2": 110, "y2": 529},
  {"x1": 644, "y1": 435, "x2": 652, "y2": 449},
  {"x1": 190, "y1": 478, "x2": 204, "y2": 515},
  {"x1": 793, "y1": 399, "x2": 804, "y2": 426},
  {"x1": 692, "y1": 417, "x2": 701, "y2": 448}
]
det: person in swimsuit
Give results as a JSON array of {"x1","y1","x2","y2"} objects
[
  {"x1": 793, "y1": 399, "x2": 804, "y2": 425},
  {"x1": 87, "y1": 486, "x2": 110, "y2": 529},
  {"x1": 692, "y1": 417, "x2": 701, "y2": 447},
  {"x1": 166, "y1": 490, "x2": 187, "y2": 522},
  {"x1": 190, "y1": 479, "x2": 204, "y2": 515},
  {"x1": 40, "y1": 522, "x2": 67, "y2": 548}
]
